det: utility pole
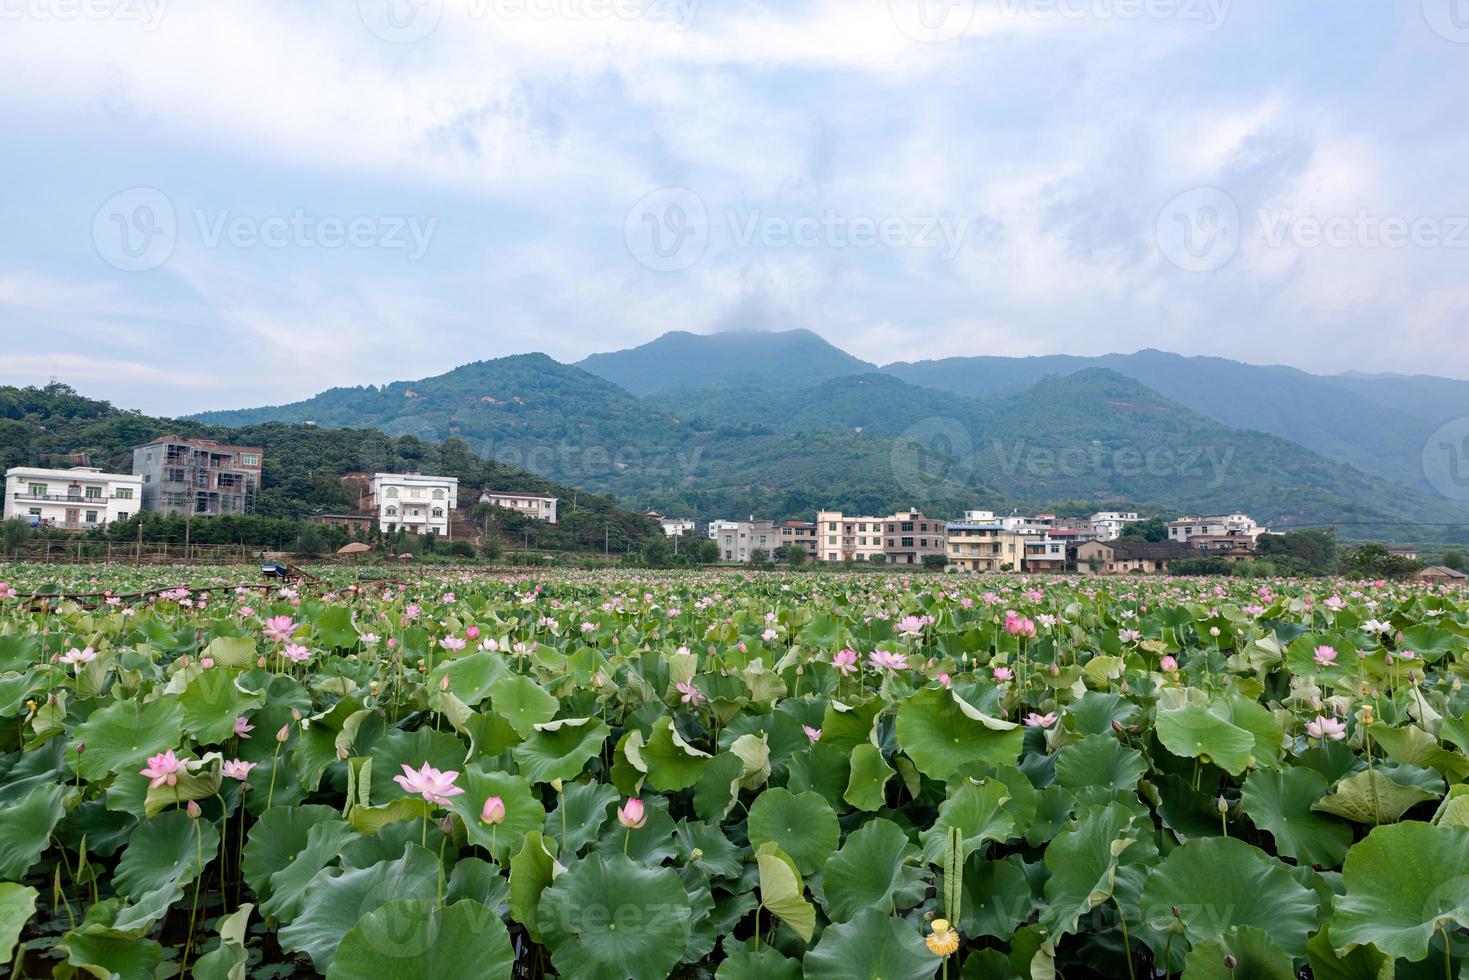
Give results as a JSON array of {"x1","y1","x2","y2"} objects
[{"x1": 605, "y1": 524, "x2": 610, "y2": 557}]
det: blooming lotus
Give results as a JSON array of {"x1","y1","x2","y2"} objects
[
  {"x1": 393, "y1": 762, "x2": 466, "y2": 806},
  {"x1": 234, "y1": 715, "x2": 254, "y2": 739},
  {"x1": 868, "y1": 650, "x2": 910, "y2": 671},
  {"x1": 439, "y1": 636, "x2": 466, "y2": 652},
  {"x1": 1314, "y1": 645, "x2": 1338, "y2": 666},
  {"x1": 222, "y1": 759, "x2": 257, "y2": 781},
  {"x1": 1119, "y1": 629, "x2": 1142, "y2": 643},
  {"x1": 140, "y1": 750, "x2": 187, "y2": 789},
  {"x1": 832, "y1": 649, "x2": 859, "y2": 675},
  {"x1": 802, "y1": 725, "x2": 822, "y2": 743},
  {"x1": 263, "y1": 615, "x2": 297, "y2": 643},
  {"x1": 60, "y1": 646, "x2": 96, "y2": 670},
  {"x1": 675, "y1": 680, "x2": 705, "y2": 706},
  {"x1": 1024, "y1": 712, "x2": 1057, "y2": 728},
  {"x1": 282, "y1": 643, "x2": 311, "y2": 664},
  {"x1": 993, "y1": 666, "x2": 1014, "y2": 682},
  {"x1": 896, "y1": 615, "x2": 927, "y2": 638},
  {"x1": 1306, "y1": 716, "x2": 1347, "y2": 741}
]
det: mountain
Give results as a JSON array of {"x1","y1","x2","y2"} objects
[
  {"x1": 882, "y1": 349, "x2": 1443, "y2": 490},
  {"x1": 2, "y1": 382, "x2": 659, "y2": 551},
  {"x1": 577, "y1": 328, "x2": 877, "y2": 395},
  {"x1": 184, "y1": 345, "x2": 1469, "y2": 541}
]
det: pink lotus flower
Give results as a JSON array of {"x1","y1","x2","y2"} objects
[
  {"x1": 480, "y1": 796, "x2": 506, "y2": 825},
  {"x1": 676, "y1": 681, "x2": 705, "y2": 706},
  {"x1": 1119, "y1": 629, "x2": 1142, "y2": 643},
  {"x1": 263, "y1": 615, "x2": 297, "y2": 643},
  {"x1": 832, "y1": 649, "x2": 859, "y2": 675},
  {"x1": 234, "y1": 715, "x2": 254, "y2": 739},
  {"x1": 60, "y1": 647, "x2": 96, "y2": 670},
  {"x1": 140, "y1": 750, "x2": 187, "y2": 789},
  {"x1": 222, "y1": 759, "x2": 257, "y2": 781},
  {"x1": 283, "y1": 643, "x2": 311, "y2": 664},
  {"x1": 896, "y1": 615, "x2": 927, "y2": 638},
  {"x1": 393, "y1": 762, "x2": 466, "y2": 806},
  {"x1": 1159, "y1": 654, "x2": 1180, "y2": 674},
  {"x1": 617, "y1": 797, "x2": 647, "y2": 829},
  {"x1": 1306, "y1": 716, "x2": 1346, "y2": 741},
  {"x1": 1024, "y1": 712, "x2": 1057, "y2": 728},
  {"x1": 1005, "y1": 616, "x2": 1037, "y2": 638},
  {"x1": 938, "y1": 672, "x2": 951, "y2": 687},
  {"x1": 803, "y1": 725, "x2": 822, "y2": 743},
  {"x1": 1313, "y1": 646, "x2": 1338, "y2": 667},
  {"x1": 761, "y1": 628, "x2": 778, "y2": 642},
  {"x1": 465, "y1": 626, "x2": 480, "y2": 640},
  {"x1": 993, "y1": 666, "x2": 1014, "y2": 682},
  {"x1": 868, "y1": 650, "x2": 910, "y2": 671},
  {"x1": 439, "y1": 636, "x2": 466, "y2": 652}
]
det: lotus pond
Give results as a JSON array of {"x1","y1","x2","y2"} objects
[{"x1": 1, "y1": 564, "x2": 1468, "y2": 978}]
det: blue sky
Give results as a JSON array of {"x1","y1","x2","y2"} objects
[{"x1": 2, "y1": 0, "x2": 1467, "y2": 415}]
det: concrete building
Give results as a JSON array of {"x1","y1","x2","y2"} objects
[
  {"x1": 479, "y1": 490, "x2": 558, "y2": 524},
  {"x1": 816, "y1": 511, "x2": 889, "y2": 563},
  {"x1": 708, "y1": 518, "x2": 780, "y2": 562},
  {"x1": 1023, "y1": 536, "x2": 1069, "y2": 573},
  {"x1": 945, "y1": 521, "x2": 1006, "y2": 572},
  {"x1": 370, "y1": 473, "x2": 458, "y2": 536},
  {"x1": 1090, "y1": 511, "x2": 1141, "y2": 541},
  {"x1": 642, "y1": 510, "x2": 697, "y2": 538},
  {"x1": 132, "y1": 437, "x2": 261, "y2": 518},
  {"x1": 1167, "y1": 513, "x2": 1261, "y2": 543},
  {"x1": 1074, "y1": 539, "x2": 1191, "y2": 575},
  {"x1": 881, "y1": 510, "x2": 948, "y2": 565},
  {"x1": 780, "y1": 520, "x2": 819, "y2": 558},
  {"x1": 3, "y1": 466, "x2": 142, "y2": 530}
]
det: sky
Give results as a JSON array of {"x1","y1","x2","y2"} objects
[{"x1": 2, "y1": 0, "x2": 1467, "y2": 416}]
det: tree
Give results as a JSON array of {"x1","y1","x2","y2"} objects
[
  {"x1": 749, "y1": 548, "x2": 771, "y2": 567},
  {"x1": 1443, "y1": 549, "x2": 1466, "y2": 571},
  {"x1": 1119, "y1": 517, "x2": 1168, "y2": 542},
  {"x1": 778, "y1": 544, "x2": 808, "y2": 566},
  {"x1": 1341, "y1": 544, "x2": 1422, "y2": 580},
  {"x1": 922, "y1": 553, "x2": 948, "y2": 571}
]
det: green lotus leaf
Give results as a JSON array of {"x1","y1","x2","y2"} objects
[
  {"x1": 1040, "y1": 803, "x2": 1137, "y2": 936},
  {"x1": 55, "y1": 924, "x2": 163, "y2": 980},
  {"x1": 1155, "y1": 704, "x2": 1256, "y2": 775},
  {"x1": 490, "y1": 672, "x2": 559, "y2": 738},
  {"x1": 820, "y1": 818, "x2": 921, "y2": 923},
  {"x1": 895, "y1": 687, "x2": 1024, "y2": 780},
  {"x1": 71, "y1": 696, "x2": 184, "y2": 780},
  {"x1": 277, "y1": 844, "x2": 440, "y2": 972},
  {"x1": 114, "y1": 809, "x2": 220, "y2": 903},
  {"x1": 674, "y1": 819, "x2": 744, "y2": 879},
  {"x1": 1304, "y1": 925, "x2": 1390, "y2": 980},
  {"x1": 512, "y1": 717, "x2": 611, "y2": 785},
  {"x1": 715, "y1": 947, "x2": 803, "y2": 980},
  {"x1": 784, "y1": 740, "x2": 851, "y2": 809},
  {"x1": 348, "y1": 796, "x2": 433, "y2": 835},
  {"x1": 314, "y1": 605, "x2": 360, "y2": 650},
  {"x1": 1208, "y1": 694, "x2": 1284, "y2": 769},
  {"x1": 820, "y1": 698, "x2": 884, "y2": 752},
  {"x1": 1053, "y1": 734, "x2": 1148, "y2": 799},
  {"x1": 180, "y1": 668, "x2": 265, "y2": 744},
  {"x1": 202, "y1": 635, "x2": 257, "y2": 668},
  {"x1": 260, "y1": 819, "x2": 359, "y2": 922},
  {"x1": 1312, "y1": 768, "x2": 1441, "y2": 825},
  {"x1": 920, "y1": 778, "x2": 1016, "y2": 864},
  {"x1": 960, "y1": 854, "x2": 1030, "y2": 941},
  {"x1": 1240, "y1": 767, "x2": 1352, "y2": 867},
  {"x1": 640, "y1": 715, "x2": 711, "y2": 791},
  {"x1": 1140, "y1": 837, "x2": 1320, "y2": 956},
  {"x1": 544, "y1": 780, "x2": 618, "y2": 857},
  {"x1": 1180, "y1": 925, "x2": 1295, "y2": 979},
  {"x1": 801, "y1": 907, "x2": 937, "y2": 980},
  {"x1": 756, "y1": 842, "x2": 816, "y2": 942},
  {"x1": 1331, "y1": 822, "x2": 1469, "y2": 962},
  {"x1": 1368, "y1": 724, "x2": 1469, "y2": 781},
  {"x1": 508, "y1": 831, "x2": 562, "y2": 941},
  {"x1": 845, "y1": 742, "x2": 895, "y2": 812},
  {"x1": 327, "y1": 899, "x2": 513, "y2": 980},
  {"x1": 746, "y1": 787, "x2": 840, "y2": 876},
  {"x1": 1064, "y1": 691, "x2": 1138, "y2": 736},
  {"x1": 730, "y1": 732, "x2": 770, "y2": 789},
  {"x1": 240, "y1": 804, "x2": 346, "y2": 901},
  {"x1": 429, "y1": 650, "x2": 511, "y2": 707},
  {"x1": 0, "y1": 782, "x2": 68, "y2": 880},
  {"x1": 537, "y1": 852, "x2": 693, "y2": 980},
  {"x1": 0, "y1": 883, "x2": 38, "y2": 964},
  {"x1": 191, "y1": 902, "x2": 253, "y2": 980},
  {"x1": 444, "y1": 766, "x2": 543, "y2": 862}
]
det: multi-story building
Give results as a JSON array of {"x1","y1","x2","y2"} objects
[
  {"x1": 1167, "y1": 513, "x2": 1260, "y2": 543},
  {"x1": 816, "y1": 511, "x2": 890, "y2": 563},
  {"x1": 708, "y1": 518, "x2": 780, "y2": 562},
  {"x1": 1051, "y1": 517, "x2": 1102, "y2": 540},
  {"x1": 642, "y1": 510, "x2": 697, "y2": 538},
  {"x1": 880, "y1": 510, "x2": 948, "y2": 565},
  {"x1": 945, "y1": 520, "x2": 1005, "y2": 572},
  {"x1": 1023, "y1": 536, "x2": 1069, "y2": 572},
  {"x1": 132, "y1": 437, "x2": 261, "y2": 517},
  {"x1": 3, "y1": 466, "x2": 142, "y2": 530},
  {"x1": 1090, "y1": 511, "x2": 1141, "y2": 541},
  {"x1": 780, "y1": 520, "x2": 819, "y2": 558},
  {"x1": 1074, "y1": 539, "x2": 1192, "y2": 575},
  {"x1": 480, "y1": 490, "x2": 558, "y2": 524},
  {"x1": 369, "y1": 473, "x2": 458, "y2": 536}
]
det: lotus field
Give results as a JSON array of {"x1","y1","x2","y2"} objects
[{"x1": 2, "y1": 566, "x2": 1469, "y2": 978}]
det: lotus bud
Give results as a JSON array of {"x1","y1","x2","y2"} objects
[
  {"x1": 481, "y1": 796, "x2": 506, "y2": 825},
  {"x1": 257, "y1": 656, "x2": 267, "y2": 668},
  {"x1": 180, "y1": 655, "x2": 191, "y2": 668},
  {"x1": 690, "y1": 847, "x2": 704, "y2": 862},
  {"x1": 337, "y1": 747, "x2": 349, "y2": 760},
  {"x1": 1050, "y1": 662, "x2": 1059, "y2": 676},
  {"x1": 1112, "y1": 721, "x2": 1124, "y2": 734},
  {"x1": 439, "y1": 675, "x2": 450, "y2": 692},
  {"x1": 291, "y1": 708, "x2": 302, "y2": 721},
  {"x1": 76, "y1": 742, "x2": 85, "y2": 754},
  {"x1": 442, "y1": 816, "x2": 454, "y2": 835},
  {"x1": 187, "y1": 800, "x2": 202, "y2": 819},
  {"x1": 276, "y1": 724, "x2": 291, "y2": 743},
  {"x1": 551, "y1": 778, "x2": 563, "y2": 794},
  {"x1": 48, "y1": 693, "x2": 56, "y2": 705},
  {"x1": 1224, "y1": 954, "x2": 1237, "y2": 969},
  {"x1": 1217, "y1": 796, "x2": 1228, "y2": 814},
  {"x1": 1171, "y1": 906, "x2": 1181, "y2": 918},
  {"x1": 617, "y1": 797, "x2": 647, "y2": 829}
]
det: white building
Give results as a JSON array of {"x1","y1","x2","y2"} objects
[
  {"x1": 642, "y1": 510, "x2": 696, "y2": 537},
  {"x1": 708, "y1": 518, "x2": 779, "y2": 562},
  {"x1": 3, "y1": 466, "x2": 142, "y2": 529},
  {"x1": 1091, "y1": 511, "x2": 1142, "y2": 541},
  {"x1": 480, "y1": 490, "x2": 558, "y2": 524},
  {"x1": 369, "y1": 473, "x2": 458, "y2": 536},
  {"x1": 1167, "y1": 513, "x2": 1261, "y2": 543}
]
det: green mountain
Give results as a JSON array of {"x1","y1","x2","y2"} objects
[
  {"x1": 577, "y1": 328, "x2": 877, "y2": 395},
  {"x1": 1, "y1": 382, "x2": 658, "y2": 551},
  {"x1": 182, "y1": 343, "x2": 1469, "y2": 541}
]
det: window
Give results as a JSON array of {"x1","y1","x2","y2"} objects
[
  {"x1": 386, "y1": 487, "x2": 398, "y2": 498},
  {"x1": 115, "y1": 487, "x2": 133, "y2": 500},
  {"x1": 901, "y1": 537, "x2": 915, "y2": 548},
  {"x1": 901, "y1": 522, "x2": 914, "y2": 532},
  {"x1": 242, "y1": 454, "x2": 259, "y2": 466},
  {"x1": 27, "y1": 483, "x2": 46, "y2": 496},
  {"x1": 85, "y1": 486, "x2": 102, "y2": 499},
  {"x1": 432, "y1": 489, "x2": 445, "y2": 499},
  {"x1": 432, "y1": 507, "x2": 444, "y2": 517},
  {"x1": 166, "y1": 468, "x2": 185, "y2": 482},
  {"x1": 386, "y1": 506, "x2": 398, "y2": 516},
  {"x1": 27, "y1": 508, "x2": 41, "y2": 517},
  {"x1": 85, "y1": 510, "x2": 98, "y2": 523},
  {"x1": 117, "y1": 511, "x2": 129, "y2": 520}
]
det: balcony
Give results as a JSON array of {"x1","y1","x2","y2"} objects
[{"x1": 12, "y1": 492, "x2": 122, "y2": 504}]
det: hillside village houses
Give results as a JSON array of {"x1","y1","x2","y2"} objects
[
  {"x1": 368, "y1": 473, "x2": 458, "y2": 536},
  {"x1": 480, "y1": 490, "x2": 559, "y2": 524},
  {"x1": 642, "y1": 510, "x2": 696, "y2": 537},
  {"x1": 3, "y1": 466, "x2": 142, "y2": 529},
  {"x1": 708, "y1": 518, "x2": 781, "y2": 562},
  {"x1": 1167, "y1": 513, "x2": 1262, "y2": 542},
  {"x1": 132, "y1": 436, "x2": 262, "y2": 517}
]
